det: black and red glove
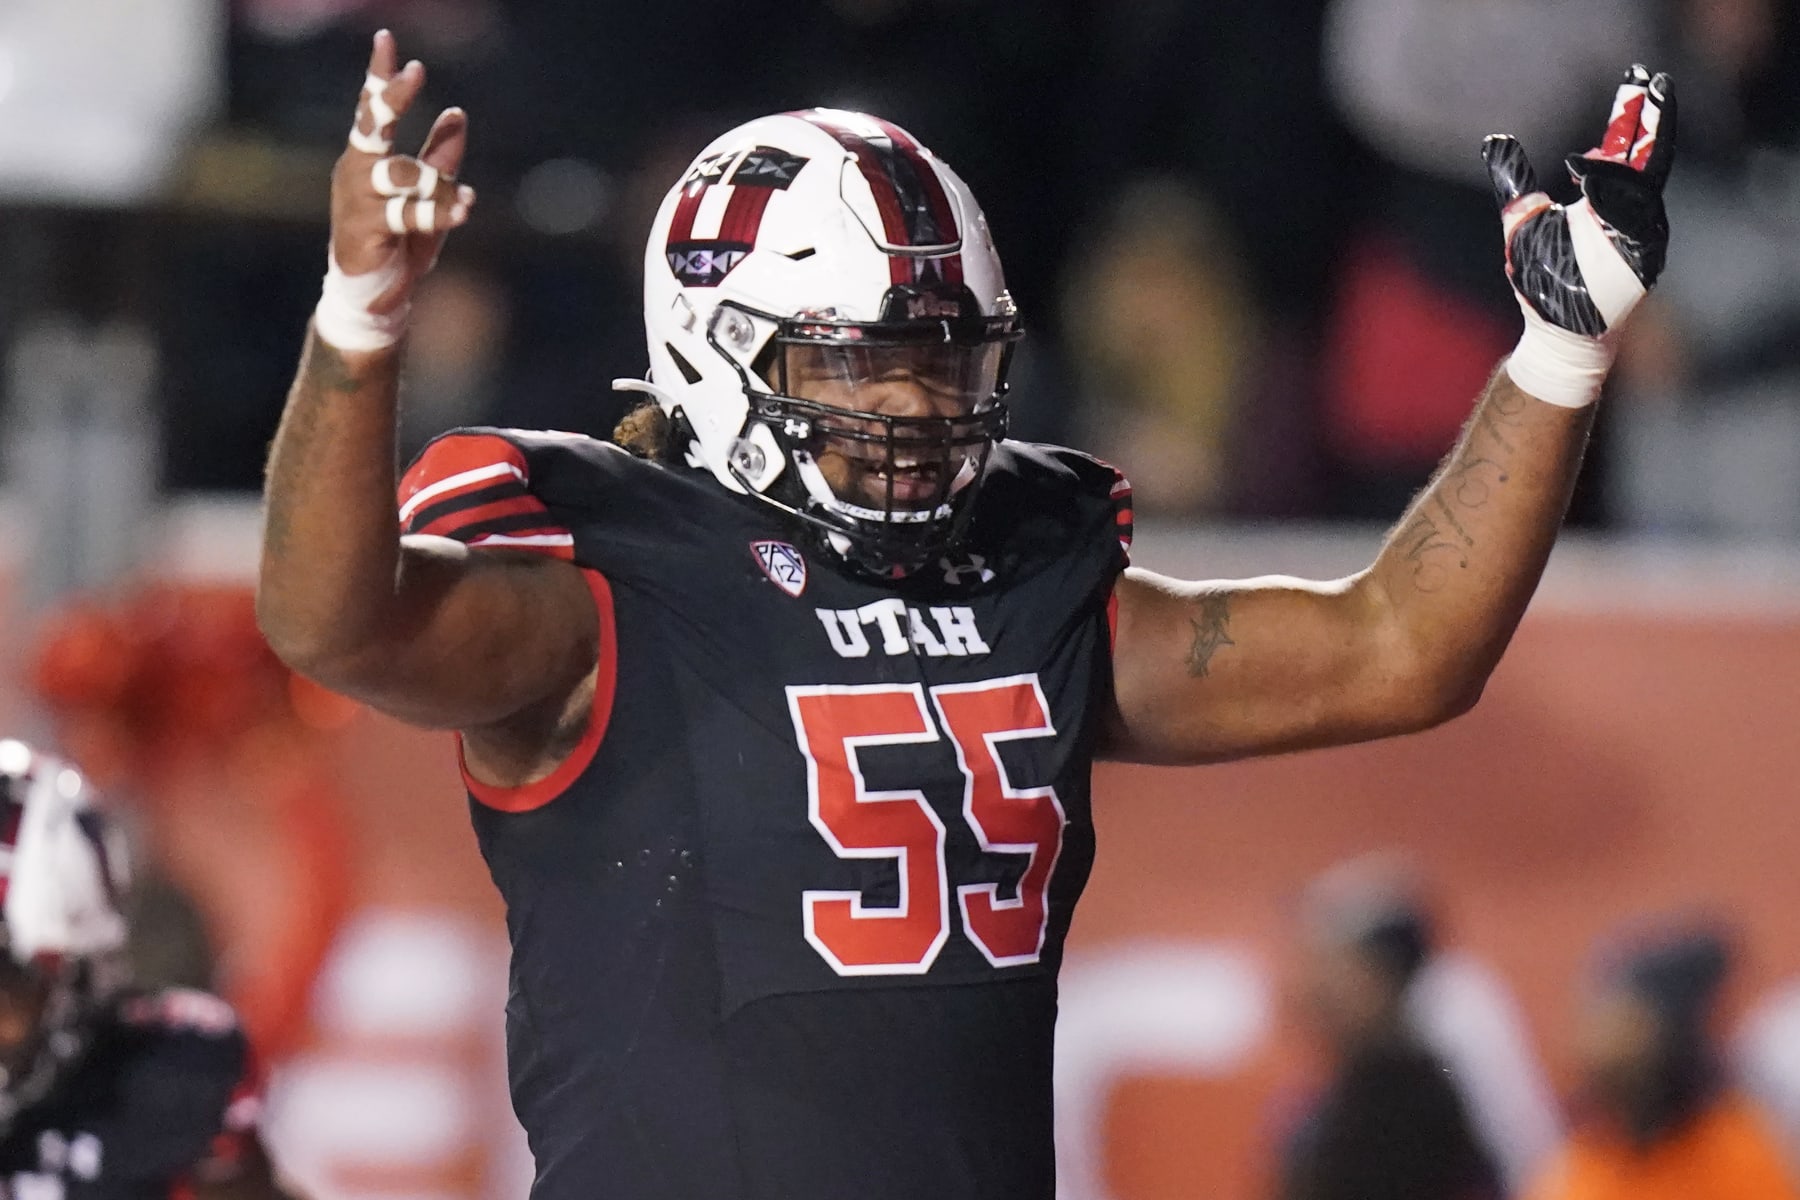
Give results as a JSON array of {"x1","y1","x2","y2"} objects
[{"x1": 1483, "y1": 64, "x2": 1676, "y2": 407}]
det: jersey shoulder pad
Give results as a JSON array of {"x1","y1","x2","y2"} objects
[
  {"x1": 397, "y1": 426, "x2": 636, "y2": 557},
  {"x1": 990, "y1": 441, "x2": 1133, "y2": 562}
]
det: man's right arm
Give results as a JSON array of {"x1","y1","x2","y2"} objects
[
  {"x1": 256, "y1": 33, "x2": 596, "y2": 736},
  {"x1": 259, "y1": 331, "x2": 596, "y2": 732}
]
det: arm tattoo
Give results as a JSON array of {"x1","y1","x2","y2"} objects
[
  {"x1": 1394, "y1": 376, "x2": 1529, "y2": 594},
  {"x1": 263, "y1": 334, "x2": 375, "y2": 558},
  {"x1": 1398, "y1": 510, "x2": 1468, "y2": 593},
  {"x1": 1186, "y1": 593, "x2": 1235, "y2": 678},
  {"x1": 310, "y1": 339, "x2": 365, "y2": 396}
]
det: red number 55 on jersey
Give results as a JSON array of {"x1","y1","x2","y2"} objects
[{"x1": 786, "y1": 676, "x2": 1067, "y2": 976}]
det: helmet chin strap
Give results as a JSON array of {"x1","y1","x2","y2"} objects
[
  {"x1": 790, "y1": 452, "x2": 953, "y2": 526},
  {"x1": 619, "y1": 364, "x2": 995, "y2": 574},
  {"x1": 611, "y1": 377, "x2": 673, "y2": 404}
]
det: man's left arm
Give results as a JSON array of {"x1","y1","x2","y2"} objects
[{"x1": 1105, "y1": 67, "x2": 1675, "y2": 765}]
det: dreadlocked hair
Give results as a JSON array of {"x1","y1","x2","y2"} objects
[{"x1": 612, "y1": 398, "x2": 676, "y2": 461}]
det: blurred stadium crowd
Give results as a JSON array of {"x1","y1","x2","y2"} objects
[
  {"x1": 2, "y1": 0, "x2": 1799, "y2": 529},
  {"x1": 5, "y1": 0, "x2": 1800, "y2": 1197}
]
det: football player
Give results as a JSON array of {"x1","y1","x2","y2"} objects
[
  {"x1": 257, "y1": 32, "x2": 1675, "y2": 1198},
  {"x1": 0, "y1": 741, "x2": 299, "y2": 1199}
]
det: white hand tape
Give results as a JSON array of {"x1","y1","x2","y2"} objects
[
  {"x1": 348, "y1": 73, "x2": 397, "y2": 155},
  {"x1": 371, "y1": 158, "x2": 404, "y2": 197},
  {"x1": 313, "y1": 249, "x2": 409, "y2": 353},
  {"x1": 1565, "y1": 198, "x2": 1645, "y2": 329},
  {"x1": 1504, "y1": 316, "x2": 1612, "y2": 408}
]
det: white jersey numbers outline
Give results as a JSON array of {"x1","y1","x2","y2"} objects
[
  {"x1": 786, "y1": 674, "x2": 1066, "y2": 977},
  {"x1": 933, "y1": 676, "x2": 1066, "y2": 967},
  {"x1": 787, "y1": 684, "x2": 950, "y2": 975}
]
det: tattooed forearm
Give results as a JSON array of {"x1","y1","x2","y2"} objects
[
  {"x1": 1429, "y1": 493, "x2": 1475, "y2": 546},
  {"x1": 1367, "y1": 368, "x2": 1593, "y2": 703},
  {"x1": 1398, "y1": 509, "x2": 1469, "y2": 593},
  {"x1": 1445, "y1": 454, "x2": 1510, "y2": 509},
  {"x1": 263, "y1": 334, "x2": 374, "y2": 557},
  {"x1": 1186, "y1": 592, "x2": 1235, "y2": 677},
  {"x1": 258, "y1": 327, "x2": 404, "y2": 655},
  {"x1": 1385, "y1": 373, "x2": 1535, "y2": 594},
  {"x1": 309, "y1": 337, "x2": 366, "y2": 396}
]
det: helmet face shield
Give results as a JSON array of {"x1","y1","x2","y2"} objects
[
  {"x1": 775, "y1": 340, "x2": 1009, "y2": 421},
  {"x1": 724, "y1": 301, "x2": 1019, "y2": 571},
  {"x1": 773, "y1": 338, "x2": 1008, "y2": 524}
]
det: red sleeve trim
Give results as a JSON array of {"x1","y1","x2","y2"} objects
[
  {"x1": 1106, "y1": 585, "x2": 1120, "y2": 654},
  {"x1": 1108, "y1": 470, "x2": 1134, "y2": 565},
  {"x1": 458, "y1": 568, "x2": 617, "y2": 814}
]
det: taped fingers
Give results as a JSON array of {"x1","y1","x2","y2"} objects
[
  {"x1": 346, "y1": 50, "x2": 424, "y2": 157},
  {"x1": 371, "y1": 157, "x2": 440, "y2": 198},
  {"x1": 383, "y1": 181, "x2": 477, "y2": 235},
  {"x1": 349, "y1": 72, "x2": 399, "y2": 155}
]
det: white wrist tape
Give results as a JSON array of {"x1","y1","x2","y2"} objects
[
  {"x1": 1504, "y1": 315, "x2": 1613, "y2": 409},
  {"x1": 313, "y1": 249, "x2": 408, "y2": 353}
]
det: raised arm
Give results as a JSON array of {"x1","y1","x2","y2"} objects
[
  {"x1": 1104, "y1": 66, "x2": 1675, "y2": 765},
  {"x1": 257, "y1": 33, "x2": 596, "y2": 739}
]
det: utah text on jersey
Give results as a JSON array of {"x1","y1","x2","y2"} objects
[{"x1": 815, "y1": 601, "x2": 991, "y2": 659}]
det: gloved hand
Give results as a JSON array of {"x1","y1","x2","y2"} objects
[{"x1": 1483, "y1": 64, "x2": 1676, "y2": 407}]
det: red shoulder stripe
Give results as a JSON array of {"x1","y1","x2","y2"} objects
[
  {"x1": 398, "y1": 433, "x2": 571, "y2": 557},
  {"x1": 414, "y1": 493, "x2": 547, "y2": 538}
]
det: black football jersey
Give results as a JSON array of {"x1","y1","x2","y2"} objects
[
  {"x1": 0, "y1": 989, "x2": 258, "y2": 1199},
  {"x1": 398, "y1": 431, "x2": 1134, "y2": 1199}
]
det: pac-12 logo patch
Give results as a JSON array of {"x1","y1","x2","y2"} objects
[{"x1": 751, "y1": 540, "x2": 807, "y2": 597}]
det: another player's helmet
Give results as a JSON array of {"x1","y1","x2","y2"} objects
[
  {"x1": 0, "y1": 740, "x2": 130, "y2": 1131},
  {"x1": 631, "y1": 109, "x2": 1023, "y2": 573}
]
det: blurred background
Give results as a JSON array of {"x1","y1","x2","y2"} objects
[{"x1": 3, "y1": 0, "x2": 1800, "y2": 1196}]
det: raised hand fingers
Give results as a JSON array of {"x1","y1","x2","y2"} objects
[
  {"x1": 1482, "y1": 135, "x2": 1550, "y2": 237},
  {"x1": 348, "y1": 32, "x2": 424, "y2": 156},
  {"x1": 418, "y1": 106, "x2": 472, "y2": 181},
  {"x1": 1642, "y1": 71, "x2": 1676, "y2": 186},
  {"x1": 1578, "y1": 64, "x2": 1676, "y2": 187},
  {"x1": 368, "y1": 153, "x2": 473, "y2": 235}
]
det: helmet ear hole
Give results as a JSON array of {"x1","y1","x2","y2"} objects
[
  {"x1": 750, "y1": 342, "x2": 780, "y2": 392},
  {"x1": 665, "y1": 344, "x2": 703, "y2": 386}
]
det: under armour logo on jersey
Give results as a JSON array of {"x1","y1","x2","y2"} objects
[
  {"x1": 939, "y1": 553, "x2": 995, "y2": 586},
  {"x1": 752, "y1": 540, "x2": 808, "y2": 597},
  {"x1": 815, "y1": 599, "x2": 990, "y2": 658}
]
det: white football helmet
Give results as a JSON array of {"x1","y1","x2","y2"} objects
[
  {"x1": 0, "y1": 739, "x2": 130, "y2": 1128},
  {"x1": 626, "y1": 109, "x2": 1023, "y2": 572}
]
